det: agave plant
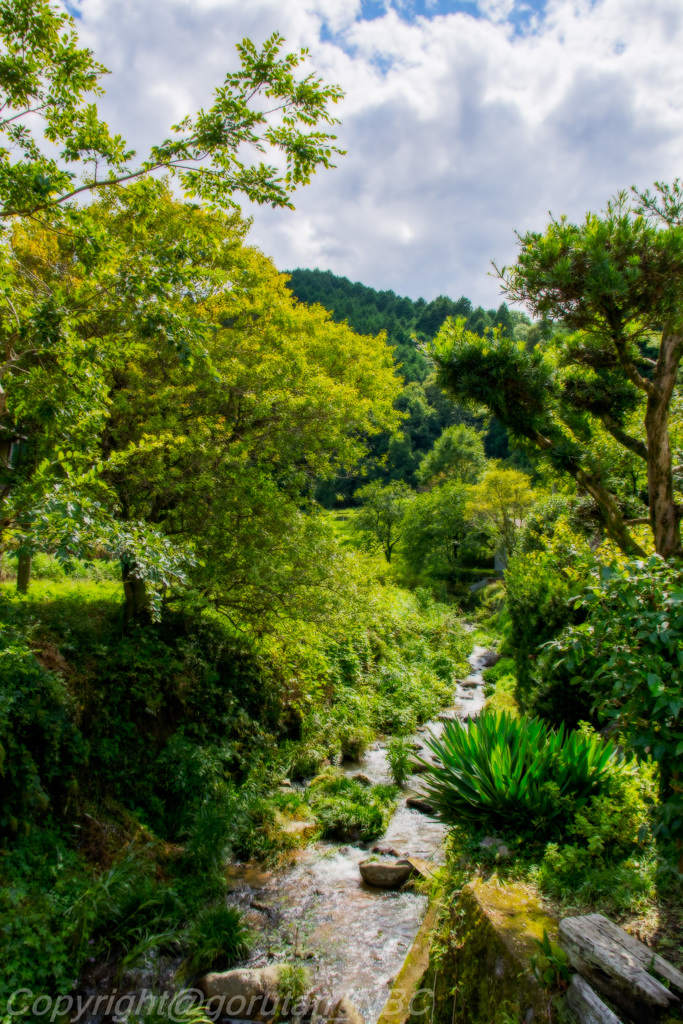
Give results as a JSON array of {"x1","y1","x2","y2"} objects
[{"x1": 420, "y1": 711, "x2": 615, "y2": 835}]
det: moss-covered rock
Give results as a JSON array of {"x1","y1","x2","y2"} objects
[{"x1": 407, "y1": 879, "x2": 561, "y2": 1024}]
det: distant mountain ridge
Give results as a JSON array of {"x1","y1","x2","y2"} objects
[{"x1": 285, "y1": 268, "x2": 518, "y2": 382}]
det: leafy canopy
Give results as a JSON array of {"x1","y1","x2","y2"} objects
[{"x1": 0, "y1": 0, "x2": 344, "y2": 220}]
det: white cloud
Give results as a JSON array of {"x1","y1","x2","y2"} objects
[{"x1": 71, "y1": 0, "x2": 683, "y2": 306}]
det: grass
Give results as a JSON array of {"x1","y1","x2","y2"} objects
[
  {"x1": 386, "y1": 735, "x2": 414, "y2": 786},
  {"x1": 305, "y1": 771, "x2": 398, "y2": 841},
  {"x1": 180, "y1": 904, "x2": 251, "y2": 979}
]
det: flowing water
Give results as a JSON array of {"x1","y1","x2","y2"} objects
[{"x1": 224, "y1": 645, "x2": 493, "y2": 1023}]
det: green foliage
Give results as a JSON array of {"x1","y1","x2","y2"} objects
[
  {"x1": 277, "y1": 964, "x2": 310, "y2": 1007},
  {"x1": 0, "y1": 3, "x2": 344, "y2": 220},
  {"x1": 353, "y1": 480, "x2": 415, "y2": 561},
  {"x1": 430, "y1": 309, "x2": 650, "y2": 558},
  {"x1": 482, "y1": 660, "x2": 519, "y2": 717},
  {"x1": 465, "y1": 467, "x2": 536, "y2": 557},
  {"x1": 548, "y1": 556, "x2": 683, "y2": 852},
  {"x1": 386, "y1": 736, "x2": 413, "y2": 787},
  {"x1": 532, "y1": 753, "x2": 660, "y2": 916},
  {"x1": 306, "y1": 772, "x2": 397, "y2": 841},
  {"x1": 422, "y1": 711, "x2": 616, "y2": 835},
  {"x1": 417, "y1": 423, "x2": 486, "y2": 486},
  {"x1": 0, "y1": 620, "x2": 87, "y2": 835},
  {"x1": 504, "y1": 519, "x2": 595, "y2": 717},
  {"x1": 180, "y1": 904, "x2": 251, "y2": 979},
  {"x1": 482, "y1": 657, "x2": 516, "y2": 689},
  {"x1": 400, "y1": 481, "x2": 471, "y2": 581},
  {"x1": 530, "y1": 929, "x2": 571, "y2": 990}
]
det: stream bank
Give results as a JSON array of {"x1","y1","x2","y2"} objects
[{"x1": 221, "y1": 645, "x2": 492, "y2": 1023}]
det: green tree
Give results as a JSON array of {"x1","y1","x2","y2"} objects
[
  {"x1": 97, "y1": 188, "x2": 402, "y2": 621},
  {"x1": 496, "y1": 189, "x2": 683, "y2": 558},
  {"x1": 417, "y1": 423, "x2": 486, "y2": 486},
  {"x1": 466, "y1": 467, "x2": 536, "y2": 558},
  {"x1": 432, "y1": 317, "x2": 649, "y2": 557},
  {"x1": 353, "y1": 481, "x2": 415, "y2": 562},
  {"x1": 0, "y1": 1, "x2": 343, "y2": 221},
  {"x1": 548, "y1": 556, "x2": 683, "y2": 865},
  {"x1": 0, "y1": 3, "x2": 345, "y2": 599},
  {"x1": 401, "y1": 481, "x2": 469, "y2": 579}
]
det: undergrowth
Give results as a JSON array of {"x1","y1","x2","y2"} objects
[{"x1": 0, "y1": 573, "x2": 470, "y2": 1001}]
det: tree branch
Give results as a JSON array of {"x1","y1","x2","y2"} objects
[{"x1": 598, "y1": 412, "x2": 648, "y2": 461}]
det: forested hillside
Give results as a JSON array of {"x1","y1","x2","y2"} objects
[
  {"x1": 1, "y1": 3, "x2": 682, "y2": 1020},
  {"x1": 286, "y1": 268, "x2": 533, "y2": 501},
  {"x1": 286, "y1": 267, "x2": 528, "y2": 382}
]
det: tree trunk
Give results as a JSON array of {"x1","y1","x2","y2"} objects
[
  {"x1": 122, "y1": 560, "x2": 150, "y2": 625},
  {"x1": 645, "y1": 329, "x2": 683, "y2": 558},
  {"x1": 16, "y1": 551, "x2": 31, "y2": 594},
  {"x1": 532, "y1": 429, "x2": 646, "y2": 557},
  {"x1": 576, "y1": 467, "x2": 647, "y2": 557}
]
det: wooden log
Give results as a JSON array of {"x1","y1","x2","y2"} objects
[
  {"x1": 566, "y1": 974, "x2": 623, "y2": 1024},
  {"x1": 559, "y1": 913, "x2": 681, "y2": 1023}
]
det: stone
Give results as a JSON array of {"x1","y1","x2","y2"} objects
[
  {"x1": 359, "y1": 858, "x2": 414, "y2": 889},
  {"x1": 199, "y1": 965, "x2": 283, "y2": 1019},
  {"x1": 328, "y1": 996, "x2": 365, "y2": 1024},
  {"x1": 352, "y1": 773, "x2": 372, "y2": 786},
  {"x1": 406, "y1": 797, "x2": 435, "y2": 814},
  {"x1": 566, "y1": 974, "x2": 623, "y2": 1024},
  {"x1": 479, "y1": 836, "x2": 511, "y2": 859},
  {"x1": 479, "y1": 649, "x2": 501, "y2": 667},
  {"x1": 250, "y1": 900, "x2": 273, "y2": 916},
  {"x1": 282, "y1": 818, "x2": 318, "y2": 839},
  {"x1": 404, "y1": 879, "x2": 559, "y2": 1024},
  {"x1": 378, "y1": 900, "x2": 439, "y2": 1024},
  {"x1": 372, "y1": 844, "x2": 403, "y2": 857},
  {"x1": 404, "y1": 856, "x2": 437, "y2": 881},
  {"x1": 559, "y1": 913, "x2": 683, "y2": 1023}
]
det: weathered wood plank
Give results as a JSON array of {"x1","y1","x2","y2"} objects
[
  {"x1": 559, "y1": 913, "x2": 681, "y2": 1024},
  {"x1": 590, "y1": 914, "x2": 683, "y2": 995},
  {"x1": 566, "y1": 974, "x2": 623, "y2": 1024}
]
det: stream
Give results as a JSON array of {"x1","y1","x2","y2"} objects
[{"x1": 224, "y1": 645, "x2": 492, "y2": 1023}]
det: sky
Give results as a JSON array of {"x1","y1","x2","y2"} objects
[{"x1": 70, "y1": 0, "x2": 683, "y2": 307}]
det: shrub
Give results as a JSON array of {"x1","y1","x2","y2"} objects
[
  {"x1": 386, "y1": 736, "x2": 413, "y2": 787},
  {"x1": 306, "y1": 773, "x2": 396, "y2": 841},
  {"x1": 504, "y1": 519, "x2": 595, "y2": 717},
  {"x1": 547, "y1": 556, "x2": 683, "y2": 860},
  {"x1": 483, "y1": 672, "x2": 519, "y2": 717},
  {"x1": 422, "y1": 711, "x2": 616, "y2": 835},
  {"x1": 180, "y1": 904, "x2": 251, "y2": 979}
]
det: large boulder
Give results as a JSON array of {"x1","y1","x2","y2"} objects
[
  {"x1": 360, "y1": 859, "x2": 414, "y2": 888},
  {"x1": 328, "y1": 996, "x2": 365, "y2": 1024},
  {"x1": 199, "y1": 965, "x2": 283, "y2": 1020}
]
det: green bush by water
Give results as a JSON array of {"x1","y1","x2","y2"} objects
[
  {"x1": 422, "y1": 711, "x2": 616, "y2": 835},
  {"x1": 306, "y1": 772, "x2": 397, "y2": 841},
  {"x1": 386, "y1": 736, "x2": 413, "y2": 787}
]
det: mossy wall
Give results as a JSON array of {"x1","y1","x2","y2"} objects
[{"x1": 406, "y1": 880, "x2": 564, "y2": 1024}]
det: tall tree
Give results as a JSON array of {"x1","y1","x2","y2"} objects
[
  {"x1": 0, "y1": 2, "x2": 345, "y2": 601},
  {"x1": 417, "y1": 423, "x2": 486, "y2": 486},
  {"x1": 353, "y1": 481, "x2": 415, "y2": 562},
  {"x1": 497, "y1": 191, "x2": 683, "y2": 558}
]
